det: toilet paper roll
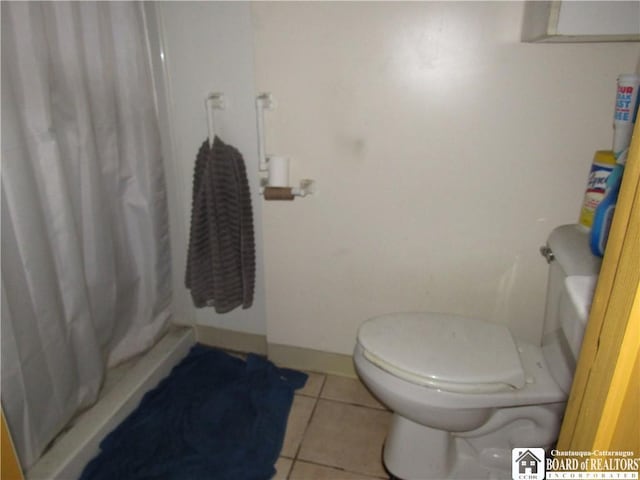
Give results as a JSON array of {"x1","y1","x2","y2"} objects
[
  {"x1": 268, "y1": 156, "x2": 289, "y2": 187},
  {"x1": 263, "y1": 187, "x2": 294, "y2": 201}
]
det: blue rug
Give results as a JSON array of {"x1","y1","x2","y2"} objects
[{"x1": 80, "y1": 344, "x2": 307, "y2": 480}]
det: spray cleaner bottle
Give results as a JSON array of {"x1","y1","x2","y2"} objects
[{"x1": 590, "y1": 74, "x2": 640, "y2": 257}]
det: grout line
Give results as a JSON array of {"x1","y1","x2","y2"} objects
[
  {"x1": 289, "y1": 458, "x2": 390, "y2": 480},
  {"x1": 285, "y1": 375, "x2": 390, "y2": 479},
  {"x1": 318, "y1": 375, "x2": 389, "y2": 411},
  {"x1": 296, "y1": 372, "x2": 326, "y2": 399},
  {"x1": 284, "y1": 457, "x2": 295, "y2": 480},
  {"x1": 291, "y1": 394, "x2": 320, "y2": 461},
  {"x1": 291, "y1": 399, "x2": 390, "y2": 478},
  {"x1": 286, "y1": 375, "x2": 326, "y2": 478},
  {"x1": 316, "y1": 397, "x2": 389, "y2": 413},
  {"x1": 296, "y1": 392, "x2": 321, "y2": 399},
  {"x1": 317, "y1": 373, "x2": 328, "y2": 398},
  {"x1": 286, "y1": 458, "x2": 294, "y2": 480}
]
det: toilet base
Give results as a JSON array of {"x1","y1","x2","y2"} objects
[
  {"x1": 383, "y1": 404, "x2": 564, "y2": 480},
  {"x1": 384, "y1": 443, "x2": 508, "y2": 480},
  {"x1": 383, "y1": 414, "x2": 455, "y2": 479},
  {"x1": 383, "y1": 415, "x2": 512, "y2": 480}
]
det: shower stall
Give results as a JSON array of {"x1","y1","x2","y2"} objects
[{"x1": 1, "y1": 2, "x2": 195, "y2": 477}]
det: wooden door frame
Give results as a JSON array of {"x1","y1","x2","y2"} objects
[{"x1": 557, "y1": 123, "x2": 640, "y2": 453}]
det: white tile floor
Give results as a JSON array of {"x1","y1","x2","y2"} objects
[{"x1": 275, "y1": 372, "x2": 392, "y2": 480}]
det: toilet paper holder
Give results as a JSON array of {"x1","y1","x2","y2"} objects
[{"x1": 256, "y1": 92, "x2": 315, "y2": 200}]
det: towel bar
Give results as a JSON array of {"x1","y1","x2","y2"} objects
[{"x1": 206, "y1": 93, "x2": 226, "y2": 147}]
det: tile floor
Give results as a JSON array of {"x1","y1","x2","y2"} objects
[{"x1": 274, "y1": 372, "x2": 392, "y2": 480}]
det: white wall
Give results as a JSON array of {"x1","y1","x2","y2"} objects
[
  {"x1": 251, "y1": 2, "x2": 640, "y2": 354},
  {"x1": 148, "y1": 2, "x2": 267, "y2": 335}
]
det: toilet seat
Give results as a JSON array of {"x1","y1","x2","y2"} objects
[{"x1": 357, "y1": 313, "x2": 526, "y2": 394}]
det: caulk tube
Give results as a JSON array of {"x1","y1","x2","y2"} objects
[{"x1": 612, "y1": 74, "x2": 640, "y2": 165}]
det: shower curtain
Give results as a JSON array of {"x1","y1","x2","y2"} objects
[{"x1": 1, "y1": 2, "x2": 172, "y2": 469}]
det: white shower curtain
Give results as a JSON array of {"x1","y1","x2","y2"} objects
[{"x1": 1, "y1": 2, "x2": 172, "y2": 469}]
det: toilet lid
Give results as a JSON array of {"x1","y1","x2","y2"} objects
[{"x1": 357, "y1": 313, "x2": 525, "y2": 393}]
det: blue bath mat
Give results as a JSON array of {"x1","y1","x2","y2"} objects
[{"x1": 80, "y1": 344, "x2": 307, "y2": 480}]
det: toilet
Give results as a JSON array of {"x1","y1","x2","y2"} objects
[{"x1": 353, "y1": 225, "x2": 601, "y2": 480}]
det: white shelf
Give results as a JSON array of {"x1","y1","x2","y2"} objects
[{"x1": 521, "y1": 1, "x2": 640, "y2": 43}]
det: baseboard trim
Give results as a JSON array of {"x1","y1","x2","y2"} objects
[
  {"x1": 194, "y1": 326, "x2": 357, "y2": 378},
  {"x1": 195, "y1": 325, "x2": 268, "y2": 355},
  {"x1": 267, "y1": 343, "x2": 357, "y2": 378}
]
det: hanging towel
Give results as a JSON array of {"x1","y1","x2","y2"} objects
[{"x1": 185, "y1": 136, "x2": 255, "y2": 313}]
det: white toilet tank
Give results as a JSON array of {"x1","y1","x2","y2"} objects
[{"x1": 541, "y1": 225, "x2": 601, "y2": 393}]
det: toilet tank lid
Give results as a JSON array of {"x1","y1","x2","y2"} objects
[
  {"x1": 357, "y1": 313, "x2": 526, "y2": 392},
  {"x1": 547, "y1": 225, "x2": 601, "y2": 276}
]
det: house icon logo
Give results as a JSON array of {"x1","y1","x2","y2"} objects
[{"x1": 512, "y1": 448, "x2": 545, "y2": 480}]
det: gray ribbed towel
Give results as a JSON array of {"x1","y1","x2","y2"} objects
[{"x1": 185, "y1": 136, "x2": 255, "y2": 313}]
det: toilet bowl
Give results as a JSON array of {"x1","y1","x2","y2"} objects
[
  {"x1": 354, "y1": 314, "x2": 566, "y2": 479},
  {"x1": 353, "y1": 225, "x2": 601, "y2": 480}
]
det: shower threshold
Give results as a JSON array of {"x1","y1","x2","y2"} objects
[{"x1": 26, "y1": 326, "x2": 195, "y2": 480}]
